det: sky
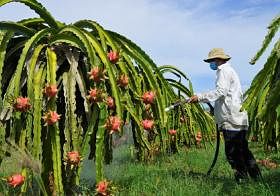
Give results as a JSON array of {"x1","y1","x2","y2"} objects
[{"x1": 0, "y1": 0, "x2": 279, "y2": 92}]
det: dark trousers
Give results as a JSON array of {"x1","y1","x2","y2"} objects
[{"x1": 222, "y1": 130, "x2": 261, "y2": 179}]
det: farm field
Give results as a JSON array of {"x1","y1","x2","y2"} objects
[
  {"x1": 0, "y1": 0, "x2": 279, "y2": 195},
  {"x1": 80, "y1": 138, "x2": 280, "y2": 196}
]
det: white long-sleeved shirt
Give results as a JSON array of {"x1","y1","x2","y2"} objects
[{"x1": 197, "y1": 62, "x2": 248, "y2": 131}]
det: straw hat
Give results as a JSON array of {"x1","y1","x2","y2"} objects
[{"x1": 204, "y1": 48, "x2": 231, "y2": 62}]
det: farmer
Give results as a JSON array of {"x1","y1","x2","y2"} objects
[{"x1": 188, "y1": 48, "x2": 261, "y2": 183}]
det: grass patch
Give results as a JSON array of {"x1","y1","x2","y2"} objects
[{"x1": 81, "y1": 142, "x2": 280, "y2": 195}]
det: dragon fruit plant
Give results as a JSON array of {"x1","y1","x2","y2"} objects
[
  {"x1": 0, "y1": 0, "x2": 214, "y2": 194},
  {"x1": 243, "y1": 15, "x2": 280, "y2": 149}
]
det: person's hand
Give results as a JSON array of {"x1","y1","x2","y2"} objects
[{"x1": 188, "y1": 95, "x2": 199, "y2": 103}]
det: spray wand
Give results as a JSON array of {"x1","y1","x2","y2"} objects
[{"x1": 164, "y1": 99, "x2": 190, "y2": 112}]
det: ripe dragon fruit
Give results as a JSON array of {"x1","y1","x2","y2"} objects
[
  {"x1": 106, "y1": 96, "x2": 115, "y2": 109},
  {"x1": 7, "y1": 174, "x2": 25, "y2": 188},
  {"x1": 43, "y1": 84, "x2": 58, "y2": 98},
  {"x1": 141, "y1": 119, "x2": 154, "y2": 131},
  {"x1": 88, "y1": 67, "x2": 106, "y2": 83},
  {"x1": 107, "y1": 50, "x2": 119, "y2": 64},
  {"x1": 96, "y1": 180, "x2": 109, "y2": 195},
  {"x1": 13, "y1": 97, "x2": 31, "y2": 112},
  {"x1": 42, "y1": 110, "x2": 61, "y2": 126},
  {"x1": 105, "y1": 116, "x2": 122, "y2": 134},
  {"x1": 142, "y1": 91, "x2": 156, "y2": 104},
  {"x1": 168, "y1": 129, "x2": 177, "y2": 136},
  {"x1": 117, "y1": 74, "x2": 129, "y2": 88},
  {"x1": 87, "y1": 88, "x2": 105, "y2": 103},
  {"x1": 66, "y1": 151, "x2": 81, "y2": 166}
]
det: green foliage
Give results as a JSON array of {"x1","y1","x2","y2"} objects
[
  {"x1": 0, "y1": 21, "x2": 35, "y2": 36},
  {"x1": 95, "y1": 103, "x2": 107, "y2": 182},
  {"x1": 250, "y1": 15, "x2": 280, "y2": 65},
  {"x1": 0, "y1": 0, "x2": 214, "y2": 194},
  {"x1": 244, "y1": 14, "x2": 280, "y2": 148}
]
